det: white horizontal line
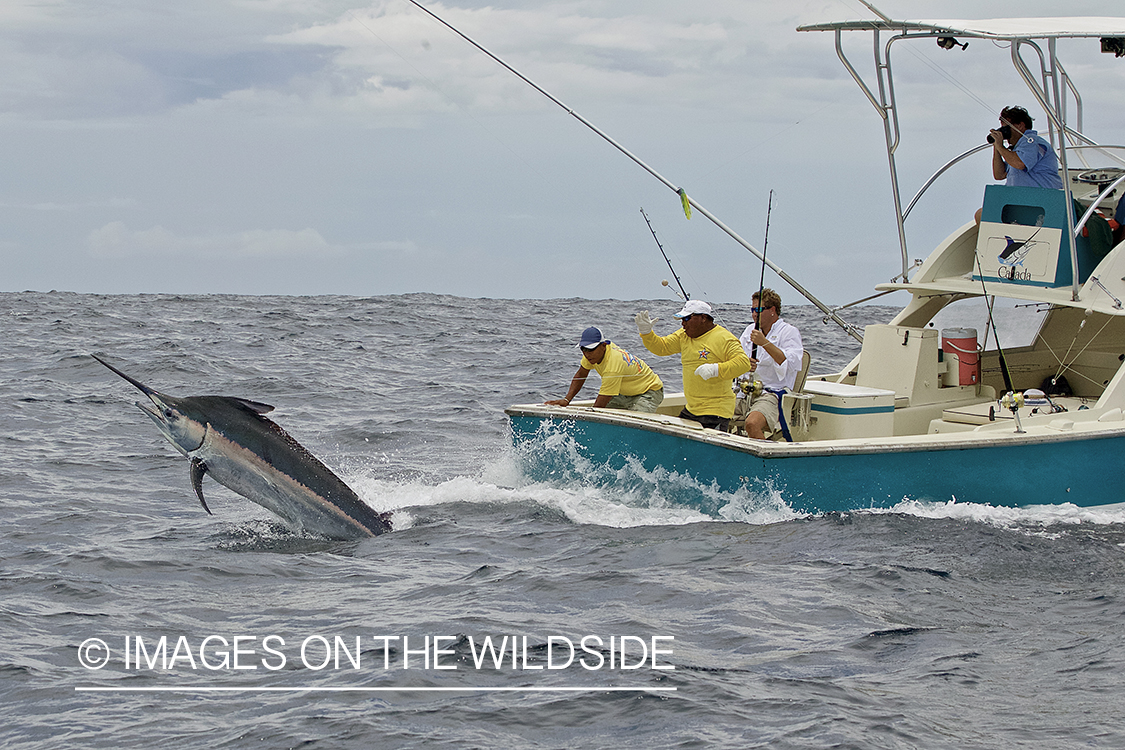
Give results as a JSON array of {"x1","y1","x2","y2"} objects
[{"x1": 76, "y1": 686, "x2": 676, "y2": 693}]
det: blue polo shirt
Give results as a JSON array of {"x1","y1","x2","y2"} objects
[{"x1": 1004, "y1": 130, "x2": 1063, "y2": 189}]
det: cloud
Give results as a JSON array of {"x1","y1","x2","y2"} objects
[
  {"x1": 0, "y1": 1, "x2": 784, "y2": 123},
  {"x1": 0, "y1": 198, "x2": 138, "y2": 211},
  {"x1": 0, "y1": 1, "x2": 338, "y2": 120},
  {"x1": 267, "y1": 3, "x2": 749, "y2": 117},
  {"x1": 4, "y1": 1, "x2": 1123, "y2": 127},
  {"x1": 5, "y1": 1, "x2": 1125, "y2": 301},
  {"x1": 86, "y1": 222, "x2": 346, "y2": 259}
]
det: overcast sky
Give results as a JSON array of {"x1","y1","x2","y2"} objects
[{"x1": 2, "y1": 0, "x2": 1123, "y2": 305}]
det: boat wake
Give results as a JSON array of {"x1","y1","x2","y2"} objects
[
  {"x1": 345, "y1": 448, "x2": 1125, "y2": 533},
  {"x1": 867, "y1": 497, "x2": 1125, "y2": 531}
]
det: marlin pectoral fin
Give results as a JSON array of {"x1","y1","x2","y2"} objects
[{"x1": 189, "y1": 457, "x2": 213, "y2": 515}]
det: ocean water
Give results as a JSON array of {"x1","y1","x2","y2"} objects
[{"x1": 3, "y1": 291, "x2": 1124, "y2": 749}]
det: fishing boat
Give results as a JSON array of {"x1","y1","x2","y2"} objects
[{"x1": 504, "y1": 11, "x2": 1125, "y2": 513}]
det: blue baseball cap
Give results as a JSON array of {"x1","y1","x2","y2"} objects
[{"x1": 577, "y1": 327, "x2": 608, "y2": 349}]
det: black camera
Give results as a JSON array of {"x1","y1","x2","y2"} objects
[{"x1": 987, "y1": 125, "x2": 1013, "y2": 144}]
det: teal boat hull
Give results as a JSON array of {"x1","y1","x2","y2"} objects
[{"x1": 506, "y1": 409, "x2": 1124, "y2": 514}]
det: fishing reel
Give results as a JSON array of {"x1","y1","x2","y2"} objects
[
  {"x1": 999, "y1": 390, "x2": 1031, "y2": 434},
  {"x1": 1000, "y1": 388, "x2": 1063, "y2": 413},
  {"x1": 999, "y1": 388, "x2": 1060, "y2": 433},
  {"x1": 999, "y1": 390, "x2": 1033, "y2": 410},
  {"x1": 735, "y1": 378, "x2": 764, "y2": 398}
]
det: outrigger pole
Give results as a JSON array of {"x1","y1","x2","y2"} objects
[{"x1": 404, "y1": 0, "x2": 862, "y2": 342}]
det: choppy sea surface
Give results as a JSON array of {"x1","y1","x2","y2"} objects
[{"x1": 3, "y1": 291, "x2": 1124, "y2": 749}]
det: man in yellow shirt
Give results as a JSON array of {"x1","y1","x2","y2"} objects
[
  {"x1": 545, "y1": 327, "x2": 665, "y2": 412},
  {"x1": 636, "y1": 300, "x2": 751, "y2": 431}
]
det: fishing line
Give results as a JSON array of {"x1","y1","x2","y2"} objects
[
  {"x1": 838, "y1": 0, "x2": 993, "y2": 111},
  {"x1": 400, "y1": 0, "x2": 676, "y2": 193},
  {"x1": 1053, "y1": 314, "x2": 1089, "y2": 375},
  {"x1": 692, "y1": 102, "x2": 840, "y2": 182},
  {"x1": 344, "y1": 9, "x2": 554, "y2": 191},
  {"x1": 1041, "y1": 309, "x2": 1115, "y2": 388},
  {"x1": 833, "y1": 0, "x2": 1026, "y2": 138},
  {"x1": 1037, "y1": 336, "x2": 1109, "y2": 392},
  {"x1": 899, "y1": 45, "x2": 996, "y2": 118}
]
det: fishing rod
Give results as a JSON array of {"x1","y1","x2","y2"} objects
[
  {"x1": 641, "y1": 208, "x2": 689, "y2": 301},
  {"x1": 980, "y1": 222, "x2": 1048, "y2": 394},
  {"x1": 643, "y1": 209, "x2": 739, "y2": 330},
  {"x1": 751, "y1": 191, "x2": 774, "y2": 361},
  {"x1": 402, "y1": 0, "x2": 862, "y2": 343},
  {"x1": 973, "y1": 254, "x2": 1015, "y2": 394}
]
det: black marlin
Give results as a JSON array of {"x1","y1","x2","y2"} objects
[{"x1": 94, "y1": 355, "x2": 391, "y2": 540}]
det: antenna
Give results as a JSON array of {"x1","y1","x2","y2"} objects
[{"x1": 855, "y1": 1, "x2": 894, "y2": 23}]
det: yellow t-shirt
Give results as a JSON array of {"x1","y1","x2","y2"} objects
[
  {"x1": 581, "y1": 342, "x2": 664, "y2": 397},
  {"x1": 641, "y1": 325, "x2": 751, "y2": 418}
]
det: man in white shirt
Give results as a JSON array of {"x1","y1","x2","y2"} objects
[{"x1": 735, "y1": 288, "x2": 804, "y2": 439}]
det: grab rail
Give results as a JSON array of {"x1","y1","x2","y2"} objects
[
  {"x1": 902, "y1": 144, "x2": 990, "y2": 221},
  {"x1": 905, "y1": 144, "x2": 1125, "y2": 228},
  {"x1": 1074, "y1": 172, "x2": 1125, "y2": 238}
]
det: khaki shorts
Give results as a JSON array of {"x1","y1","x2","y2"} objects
[
  {"x1": 606, "y1": 388, "x2": 664, "y2": 413},
  {"x1": 734, "y1": 391, "x2": 782, "y2": 433}
]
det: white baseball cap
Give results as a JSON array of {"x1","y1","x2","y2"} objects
[{"x1": 674, "y1": 299, "x2": 713, "y2": 318}]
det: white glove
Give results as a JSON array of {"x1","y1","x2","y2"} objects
[
  {"x1": 635, "y1": 310, "x2": 657, "y2": 336},
  {"x1": 696, "y1": 363, "x2": 719, "y2": 380}
]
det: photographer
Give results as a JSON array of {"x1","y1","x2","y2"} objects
[
  {"x1": 988, "y1": 106, "x2": 1063, "y2": 189},
  {"x1": 975, "y1": 106, "x2": 1063, "y2": 224}
]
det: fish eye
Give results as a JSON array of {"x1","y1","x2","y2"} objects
[{"x1": 164, "y1": 408, "x2": 176, "y2": 419}]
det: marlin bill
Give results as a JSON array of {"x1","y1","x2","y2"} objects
[{"x1": 94, "y1": 355, "x2": 391, "y2": 540}]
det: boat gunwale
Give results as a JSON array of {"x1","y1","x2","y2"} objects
[{"x1": 504, "y1": 402, "x2": 1125, "y2": 459}]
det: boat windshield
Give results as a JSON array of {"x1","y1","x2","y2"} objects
[{"x1": 929, "y1": 297, "x2": 1043, "y2": 352}]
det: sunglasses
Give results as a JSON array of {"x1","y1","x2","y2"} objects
[{"x1": 679, "y1": 314, "x2": 694, "y2": 322}]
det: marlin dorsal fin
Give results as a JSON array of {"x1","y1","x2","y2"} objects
[{"x1": 228, "y1": 397, "x2": 275, "y2": 415}]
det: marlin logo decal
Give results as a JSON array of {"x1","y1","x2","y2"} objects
[
  {"x1": 997, "y1": 223, "x2": 1045, "y2": 268},
  {"x1": 94, "y1": 355, "x2": 391, "y2": 540},
  {"x1": 998, "y1": 235, "x2": 1036, "y2": 266}
]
